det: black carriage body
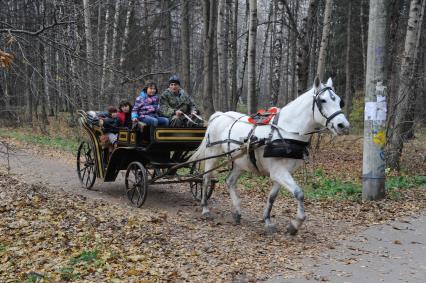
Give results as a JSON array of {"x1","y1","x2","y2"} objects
[
  {"x1": 103, "y1": 127, "x2": 206, "y2": 181},
  {"x1": 78, "y1": 111, "x2": 206, "y2": 182}
]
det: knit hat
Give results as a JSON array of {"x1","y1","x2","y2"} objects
[{"x1": 169, "y1": 75, "x2": 181, "y2": 85}]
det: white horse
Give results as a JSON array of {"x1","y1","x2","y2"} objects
[{"x1": 190, "y1": 77, "x2": 350, "y2": 235}]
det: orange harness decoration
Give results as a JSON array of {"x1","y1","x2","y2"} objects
[{"x1": 248, "y1": 107, "x2": 279, "y2": 125}]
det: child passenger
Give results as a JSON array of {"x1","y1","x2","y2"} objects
[
  {"x1": 117, "y1": 101, "x2": 132, "y2": 128},
  {"x1": 131, "y1": 82, "x2": 169, "y2": 127},
  {"x1": 101, "y1": 106, "x2": 120, "y2": 146}
]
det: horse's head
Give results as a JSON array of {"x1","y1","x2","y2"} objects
[{"x1": 312, "y1": 77, "x2": 350, "y2": 135}]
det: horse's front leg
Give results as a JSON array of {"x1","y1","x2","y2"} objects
[
  {"x1": 226, "y1": 167, "x2": 243, "y2": 224},
  {"x1": 263, "y1": 182, "x2": 281, "y2": 233},
  {"x1": 274, "y1": 171, "x2": 306, "y2": 235}
]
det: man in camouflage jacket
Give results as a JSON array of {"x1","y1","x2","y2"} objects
[{"x1": 160, "y1": 75, "x2": 202, "y2": 127}]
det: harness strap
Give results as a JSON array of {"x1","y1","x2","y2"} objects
[{"x1": 207, "y1": 138, "x2": 243, "y2": 147}]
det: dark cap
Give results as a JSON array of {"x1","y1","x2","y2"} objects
[{"x1": 169, "y1": 75, "x2": 181, "y2": 85}]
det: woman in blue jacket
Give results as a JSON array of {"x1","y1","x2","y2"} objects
[{"x1": 131, "y1": 82, "x2": 169, "y2": 126}]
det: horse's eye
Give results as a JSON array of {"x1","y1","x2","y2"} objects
[
  {"x1": 320, "y1": 99, "x2": 327, "y2": 103},
  {"x1": 340, "y1": 100, "x2": 345, "y2": 108}
]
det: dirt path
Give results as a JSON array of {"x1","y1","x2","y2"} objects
[
  {"x1": 0, "y1": 142, "x2": 204, "y2": 214},
  {"x1": 1, "y1": 140, "x2": 426, "y2": 281}
]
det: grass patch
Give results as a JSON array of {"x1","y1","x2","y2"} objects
[
  {"x1": 23, "y1": 272, "x2": 44, "y2": 283},
  {"x1": 386, "y1": 175, "x2": 426, "y2": 190},
  {"x1": 304, "y1": 169, "x2": 362, "y2": 200},
  {"x1": 0, "y1": 128, "x2": 79, "y2": 153},
  {"x1": 0, "y1": 243, "x2": 7, "y2": 252},
  {"x1": 69, "y1": 250, "x2": 99, "y2": 265},
  {"x1": 59, "y1": 266, "x2": 78, "y2": 281}
]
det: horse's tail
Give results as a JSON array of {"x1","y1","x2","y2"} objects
[{"x1": 189, "y1": 111, "x2": 223, "y2": 162}]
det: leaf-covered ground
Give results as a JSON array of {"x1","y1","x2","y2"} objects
[
  {"x1": 1, "y1": 133, "x2": 426, "y2": 282},
  {"x1": 1, "y1": 172, "x2": 426, "y2": 282}
]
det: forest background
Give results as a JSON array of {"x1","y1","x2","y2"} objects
[{"x1": 0, "y1": 0, "x2": 425, "y2": 171}]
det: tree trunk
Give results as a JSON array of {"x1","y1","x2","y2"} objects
[
  {"x1": 344, "y1": 1, "x2": 353, "y2": 117},
  {"x1": 217, "y1": 0, "x2": 229, "y2": 111},
  {"x1": 297, "y1": 0, "x2": 318, "y2": 94},
  {"x1": 229, "y1": 0, "x2": 238, "y2": 110},
  {"x1": 160, "y1": 0, "x2": 173, "y2": 70},
  {"x1": 120, "y1": 0, "x2": 134, "y2": 70},
  {"x1": 270, "y1": 0, "x2": 284, "y2": 106},
  {"x1": 202, "y1": 0, "x2": 216, "y2": 118},
  {"x1": 401, "y1": 0, "x2": 425, "y2": 139},
  {"x1": 106, "y1": 0, "x2": 121, "y2": 105},
  {"x1": 362, "y1": 0, "x2": 388, "y2": 200},
  {"x1": 100, "y1": 0, "x2": 111, "y2": 108},
  {"x1": 388, "y1": 0, "x2": 424, "y2": 170},
  {"x1": 43, "y1": 45, "x2": 54, "y2": 117},
  {"x1": 316, "y1": 0, "x2": 333, "y2": 80},
  {"x1": 237, "y1": 1, "x2": 249, "y2": 109},
  {"x1": 247, "y1": 0, "x2": 257, "y2": 114},
  {"x1": 290, "y1": 1, "x2": 299, "y2": 99},
  {"x1": 181, "y1": 0, "x2": 191, "y2": 90},
  {"x1": 359, "y1": 0, "x2": 367, "y2": 75},
  {"x1": 82, "y1": 0, "x2": 94, "y2": 109}
]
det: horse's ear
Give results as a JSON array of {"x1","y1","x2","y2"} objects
[
  {"x1": 326, "y1": 77, "x2": 333, "y2": 87},
  {"x1": 314, "y1": 76, "x2": 321, "y2": 89}
]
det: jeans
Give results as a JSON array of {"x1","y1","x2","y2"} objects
[{"x1": 140, "y1": 116, "x2": 169, "y2": 126}]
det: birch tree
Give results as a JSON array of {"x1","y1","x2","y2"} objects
[
  {"x1": 229, "y1": 0, "x2": 238, "y2": 110},
  {"x1": 106, "y1": 0, "x2": 121, "y2": 104},
  {"x1": 181, "y1": 0, "x2": 191, "y2": 90},
  {"x1": 316, "y1": 0, "x2": 333, "y2": 80},
  {"x1": 119, "y1": 0, "x2": 134, "y2": 69},
  {"x1": 388, "y1": 0, "x2": 425, "y2": 170},
  {"x1": 344, "y1": 1, "x2": 353, "y2": 116},
  {"x1": 100, "y1": 0, "x2": 111, "y2": 107},
  {"x1": 202, "y1": 0, "x2": 216, "y2": 117},
  {"x1": 217, "y1": 0, "x2": 228, "y2": 110},
  {"x1": 270, "y1": 0, "x2": 284, "y2": 106},
  {"x1": 82, "y1": 0, "x2": 94, "y2": 108},
  {"x1": 296, "y1": 0, "x2": 318, "y2": 94},
  {"x1": 247, "y1": 0, "x2": 257, "y2": 114}
]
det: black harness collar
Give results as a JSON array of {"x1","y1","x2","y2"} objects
[{"x1": 312, "y1": 86, "x2": 344, "y2": 127}]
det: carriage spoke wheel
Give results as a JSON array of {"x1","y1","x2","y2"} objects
[
  {"x1": 190, "y1": 163, "x2": 214, "y2": 201},
  {"x1": 125, "y1": 161, "x2": 148, "y2": 207},
  {"x1": 76, "y1": 141, "x2": 97, "y2": 190}
]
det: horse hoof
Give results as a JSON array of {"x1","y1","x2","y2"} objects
[
  {"x1": 287, "y1": 223, "x2": 298, "y2": 235},
  {"x1": 202, "y1": 212, "x2": 214, "y2": 221},
  {"x1": 265, "y1": 224, "x2": 277, "y2": 234},
  {"x1": 232, "y1": 212, "x2": 241, "y2": 224}
]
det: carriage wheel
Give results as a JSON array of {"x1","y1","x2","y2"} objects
[
  {"x1": 190, "y1": 163, "x2": 214, "y2": 201},
  {"x1": 76, "y1": 141, "x2": 97, "y2": 190},
  {"x1": 125, "y1": 161, "x2": 148, "y2": 207}
]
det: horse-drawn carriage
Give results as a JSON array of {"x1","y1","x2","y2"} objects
[
  {"x1": 76, "y1": 110, "x2": 215, "y2": 207},
  {"x1": 76, "y1": 77, "x2": 350, "y2": 235}
]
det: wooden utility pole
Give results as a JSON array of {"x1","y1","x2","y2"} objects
[{"x1": 362, "y1": 0, "x2": 388, "y2": 200}]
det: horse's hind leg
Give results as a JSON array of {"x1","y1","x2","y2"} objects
[
  {"x1": 263, "y1": 182, "x2": 281, "y2": 233},
  {"x1": 200, "y1": 159, "x2": 217, "y2": 220},
  {"x1": 274, "y1": 171, "x2": 306, "y2": 235},
  {"x1": 226, "y1": 167, "x2": 243, "y2": 224}
]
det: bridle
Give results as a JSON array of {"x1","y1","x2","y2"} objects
[{"x1": 312, "y1": 86, "x2": 344, "y2": 127}]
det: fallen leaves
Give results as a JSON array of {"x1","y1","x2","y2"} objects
[{"x1": 0, "y1": 50, "x2": 14, "y2": 69}]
